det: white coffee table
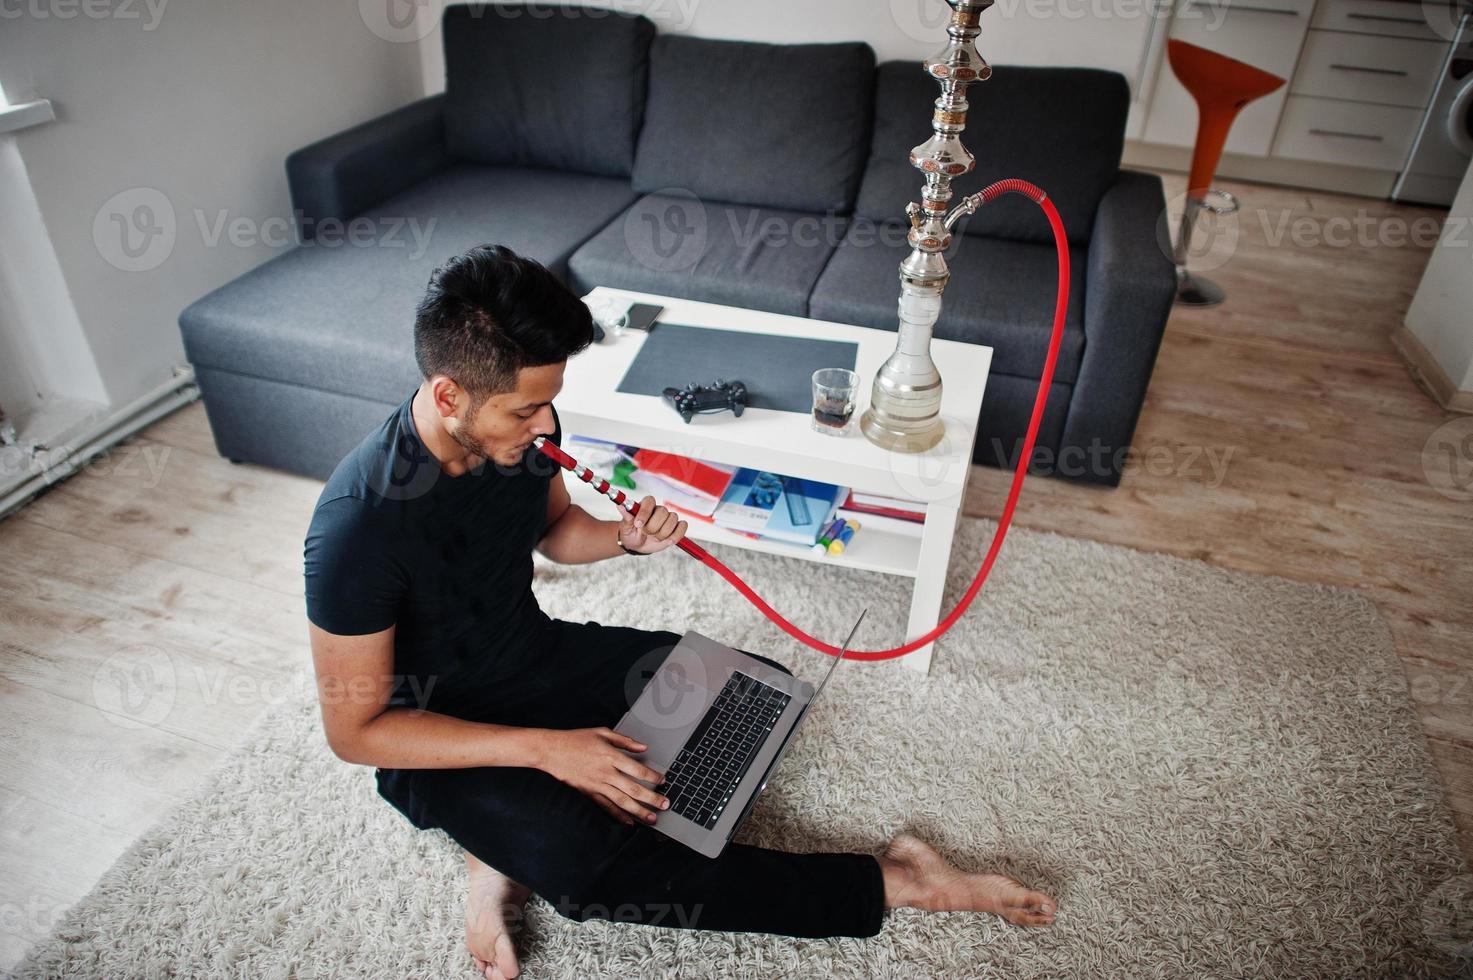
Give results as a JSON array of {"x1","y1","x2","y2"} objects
[{"x1": 558, "y1": 287, "x2": 992, "y2": 674}]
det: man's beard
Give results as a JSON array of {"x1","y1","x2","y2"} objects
[
  {"x1": 449, "y1": 424, "x2": 496, "y2": 463},
  {"x1": 450, "y1": 422, "x2": 525, "y2": 466}
]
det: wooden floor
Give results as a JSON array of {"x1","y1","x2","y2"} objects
[{"x1": 1, "y1": 172, "x2": 1469, "y2": 969}]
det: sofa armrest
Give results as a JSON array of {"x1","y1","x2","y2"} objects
[
  {"x1": 1058, "y1": 169, "x2": 1176, "y2": 485},
  {"x1": 285, "y1": 94, "x2": 449, "y2": 240}
]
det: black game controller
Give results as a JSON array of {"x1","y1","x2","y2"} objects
[{"x1": 662, "y1": 379, "x2": 748, "y2": 423}]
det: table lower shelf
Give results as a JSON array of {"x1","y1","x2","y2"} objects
[{"x1": 564, "y1": 474, "x2": 921, "y2": 578}]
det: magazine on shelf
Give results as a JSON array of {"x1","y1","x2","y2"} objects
[
  {"x1": 627, "y1": 468, "x2": 725, "y2": 519},
  {"x1": 835, "y1": 506, "x2": 925, "y2": 539},
  {"x1": 714, "y1": 469, "x2": 845, "y2": 546},
  {"x1": 630, "y1": 449, "x2": 737, "y2": 503}
]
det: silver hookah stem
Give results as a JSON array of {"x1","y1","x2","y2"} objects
[{"x1": 860, "y1": 0, "x2": 994, "y2": 454}]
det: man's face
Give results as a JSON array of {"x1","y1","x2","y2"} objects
[{"x1": 448, "y1": 362, "x2": 565, "y2": 468}]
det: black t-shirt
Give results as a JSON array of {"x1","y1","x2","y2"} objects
[{"x1": 303, "y1": 394, "x2": 563, "y2": 708}]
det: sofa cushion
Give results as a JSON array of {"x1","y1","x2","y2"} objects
[
  {"x1": 632, "y1": 36, "x2": 875, "y2": 213},
  {"x1": 180, "y1": 165, "x2": 636, "y2": 400},
  {"x1": 854, "y1": 64, "x2": 1129, "y2": 246},
  {"x1": 442, "y1": 4, "x2": 654, "y2": 178},
  {"x1": 807, "y1": 219, "x2": 1087, "y2": 384},
  {"x1": 567, "y1": 193, "x2": 843, "y2": 317}
]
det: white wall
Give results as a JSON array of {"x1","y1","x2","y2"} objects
[
  {"x1": 415, "y1": 0, "x2": 1165, "y2": 107},
  {"x1": 0, "y1": 136, "x2": 109, "y2": 415},
  {"x1": 0, "y1": 0, "x2": 424, "y2": 408},
  {"x1": 1405, "y1": 162, "x2": 1473, "y2": 394}
]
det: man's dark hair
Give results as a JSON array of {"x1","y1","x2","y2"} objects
[{"x1": 413, "y1": 244, "x2": 594, "y2": 400}]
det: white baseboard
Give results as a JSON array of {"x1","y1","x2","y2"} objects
[
  {"x1": 0, "y1": 366, "x2": 200, "y2": 520},
  {"x1": 1392, "y1": 327, "x2": 1473, "y2": 415},
  {"x1": 1124, "y1": 141, "x2": 1400, "y2": 199}
]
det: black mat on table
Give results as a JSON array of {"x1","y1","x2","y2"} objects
[{"x1": 616, "y1": 323, "x2": 858, "y2": 414}]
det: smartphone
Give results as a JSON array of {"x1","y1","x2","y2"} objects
[{"x1": 623, "y1": 303, "x2": 663, "y2": 332}]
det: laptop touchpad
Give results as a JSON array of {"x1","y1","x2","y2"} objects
[{"x1": 618, "y1": 657, "x2": 717, "y2": 770}]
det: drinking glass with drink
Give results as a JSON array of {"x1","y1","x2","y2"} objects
[{"x1": 811, "y1": 368, "x2": 858, "y2": 436}]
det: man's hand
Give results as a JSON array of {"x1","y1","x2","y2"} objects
[
  {"x1": 618, "y1": 495, "x2": 688, "y2": 555},
  {"x1": 535, "y1": 727, "x2": 670, "y2": 825}
]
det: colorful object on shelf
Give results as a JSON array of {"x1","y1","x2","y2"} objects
[
  {"x1": 827, "y1": 519, "x2": 860, "y2": 556},
  {"x1": 612, "y1": 458, "x2": 637, "y2": 490},
  {"x1": 812, "y1": 517, "x2": 848, "y2": 554}
]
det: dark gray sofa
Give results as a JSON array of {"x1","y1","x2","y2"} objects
[{"x1": 179, "y1": 3, "x2": 1174, "y2": 486}]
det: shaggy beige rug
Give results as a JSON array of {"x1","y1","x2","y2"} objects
[{"x1": 16, "y1": 519, "x2": 1472, "y2": 978}]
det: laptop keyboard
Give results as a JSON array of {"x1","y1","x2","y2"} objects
[{"x1": 656, "y1": 671, "x2": 792, "y2": 830}]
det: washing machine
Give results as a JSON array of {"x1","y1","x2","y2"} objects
[{"x1": 1394, "y1": 12, "x2": 1473, "y2": 205}]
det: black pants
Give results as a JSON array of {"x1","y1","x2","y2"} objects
[{"x1": 376, "y1": 618, "x2": 886, "y2": 939}]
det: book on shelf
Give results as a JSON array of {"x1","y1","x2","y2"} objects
[
  {"x1": 713, "y1": 469, "x2": 845, "y2": 546},
  {"x1": 631, "y1": 449, "x2": 737, "y2": 503},
  {"x1": 839, "y1": 489, "x2": 926, "y2": 523},
  {"x1": 834, "y1": 506, "x2": 924, "y2": 539},
  {"x1": 663, "y1": 498, "x2": 717, "y2": 524},
  {"x1": 625, "y1": 468, "x2": 725, "y2": 518}
]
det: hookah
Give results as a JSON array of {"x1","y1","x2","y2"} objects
[{"x1": 538, "y1": 0, "x2": 1070, "y2": 661}]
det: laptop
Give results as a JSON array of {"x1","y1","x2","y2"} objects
[{"x1": 614, "y1": 609, "x2": 867, "y2": 858}]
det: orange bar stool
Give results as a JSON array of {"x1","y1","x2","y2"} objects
[{"x1": 1168, "y1": 39, "x2": 1285, "y2": 306}]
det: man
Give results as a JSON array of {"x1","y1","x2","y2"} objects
[{"x1": 304, "y1": 244, "x2": 1055, "y2": 980}]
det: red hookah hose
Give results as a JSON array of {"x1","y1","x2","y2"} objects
[{"x1": 540, "y1": 180, "x2": 1069, "y2": 660}]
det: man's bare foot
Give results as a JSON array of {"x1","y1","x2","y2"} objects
[
  {"x1": 465, "y1": 852, "x2": 532, "y2": 980},
  {"x1": 878, "y1": 833, "x2": 1056, "y2": 928}
]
